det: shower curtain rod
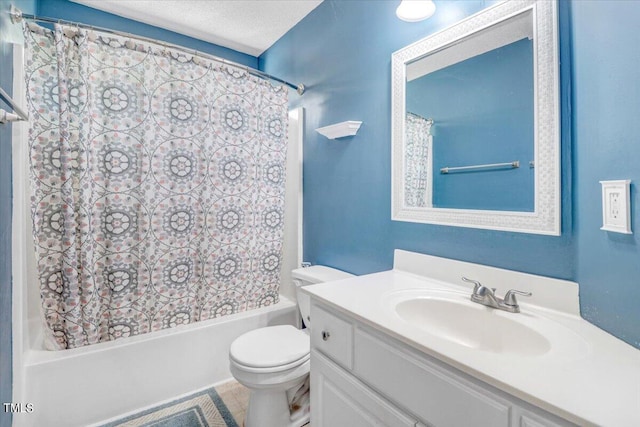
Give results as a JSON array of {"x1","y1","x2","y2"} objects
[{"x1": 9, "y1": 6, "x2": 305, "y2": 95}]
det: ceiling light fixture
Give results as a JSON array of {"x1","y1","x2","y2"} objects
[{"x1": 396, "y1": 0, "x2": 436, "y2": 22}]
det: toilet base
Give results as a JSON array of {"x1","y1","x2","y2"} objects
[{"x1": 244, "y1": 378, "x2": 309, "y2": 427}]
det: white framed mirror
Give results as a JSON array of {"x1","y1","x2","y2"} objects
[{"x1": 391, "y1": 0, "x2": 560, "y2": 235}]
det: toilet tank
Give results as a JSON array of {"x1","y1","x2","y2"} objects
[{"x1": 291, "y1": 265, "x2": 354, "y2": 328}]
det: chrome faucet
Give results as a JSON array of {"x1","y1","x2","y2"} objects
[{"x1": 462, "y1": 277, "x2": 532, "y2": 313}]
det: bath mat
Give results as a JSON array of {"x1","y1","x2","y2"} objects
[{"x1": 100, "y1": 387, "x2": 239, "y2": 427}]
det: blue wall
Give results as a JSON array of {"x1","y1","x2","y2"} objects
[
  {"x1": 260, "y1": 0, "x2": 574, "y2": 279},
  {"x1": 261, "y1": 0, "x2": 640, "y2": 349},
  {"x1": 0, "y1": 1, "x2": 255, "y2": 422},
  {"x1": 407, "y1": 39, "x2": 534, "y2": 211},
  {"x1": 571, "y1": 1, "x2": 640, "y2": 348}
]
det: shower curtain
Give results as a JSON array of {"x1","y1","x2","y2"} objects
[
  {"x1": 23, "y1": 23, "x2": 289, "y2": 350},
  {"x1": 404, "y1": 113, "x2": 433, "y2": 208}
]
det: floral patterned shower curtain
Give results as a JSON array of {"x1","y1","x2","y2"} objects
[{"x1": 23, "y1": 23, "x2": 289, "y2": 350}]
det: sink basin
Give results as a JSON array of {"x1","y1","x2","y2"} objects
[{"x1": 391, "y1": 292, "x2": 552, "y2": 356}]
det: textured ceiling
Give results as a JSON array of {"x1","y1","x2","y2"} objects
[{"x1": 71, "y1": 0, "x2": 323, "y2": 57}]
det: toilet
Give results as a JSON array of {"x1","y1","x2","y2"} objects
[{"x1": 229, "y1": 266, "x2": 354, "y2": 427}]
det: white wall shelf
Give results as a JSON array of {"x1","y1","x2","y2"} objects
[{"x1": 315, "y1": 121, "x2": 362, "y2": 139}]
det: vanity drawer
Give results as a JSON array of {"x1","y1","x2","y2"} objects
[
  {"x1": 354, "y1": 328, "x2": 511, "y2": 427},
  {"x1": 311, "y1": 302, "x2": 354, "y2": 370}
]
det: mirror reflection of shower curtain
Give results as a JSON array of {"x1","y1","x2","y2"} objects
[
  {"x1": 23, "y1": 22, "x2": 289, "y2": 350},
  {"x1": 404, "y1": 113, "x2": 433, "y2": 208}
]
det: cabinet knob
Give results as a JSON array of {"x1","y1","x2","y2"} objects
[{"x1": 322, "y1": 330, "x2": 330, "y2": 341}]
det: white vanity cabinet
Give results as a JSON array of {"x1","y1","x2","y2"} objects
[{"x1": 309, "y1": 300, "x2": 576, "y2": 427}]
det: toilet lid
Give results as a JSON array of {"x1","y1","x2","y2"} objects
[{"x1": 230, "y1": 325, "x2": 310, "y2": 369}]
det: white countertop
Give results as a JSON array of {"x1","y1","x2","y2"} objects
[{"x1": 302, "y1": 251, "x2": 640, "y2": 427}]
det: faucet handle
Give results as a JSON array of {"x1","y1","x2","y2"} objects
[
  {"x1": 503, "y1": 289, "x2": 532, "y2": 307},
  {"x1": 462, "y1": 277, "x2": 482, "y2": 294}
]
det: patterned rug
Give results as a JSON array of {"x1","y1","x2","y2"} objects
[{"x1": 100, "y1": 387, "x2": 239, "y2": 427}]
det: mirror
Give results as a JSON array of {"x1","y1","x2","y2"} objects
[{"x1": 391, "y1": 0, "x2": 560, "y2": 235}]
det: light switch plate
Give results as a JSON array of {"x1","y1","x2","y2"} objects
[{"x1": 600, "y1": 180, "x2": 632, "y2": 234}]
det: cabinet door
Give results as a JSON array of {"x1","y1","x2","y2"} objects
[{"x1": 311, "y1": 350, "x2": 418, "y2": 427}]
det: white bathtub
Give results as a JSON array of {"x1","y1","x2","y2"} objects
[{"x1": 13, "y1": 299, "x2": 298, "y2": 427}]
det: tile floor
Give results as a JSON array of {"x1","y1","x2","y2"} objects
[
  {"x1": 216, "y1": 380, "x2": 251, "y2": 426},
  {"x1": 215, "y1": 380, "x2": 311, "y2": 427}
]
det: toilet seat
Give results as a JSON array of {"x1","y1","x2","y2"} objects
[
  {"x1": 230, "y1": 353, "x2": 310, "y2": 374},
  {"x1": 230, "y1": 325, "x2": 310, "y2": 373}
]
